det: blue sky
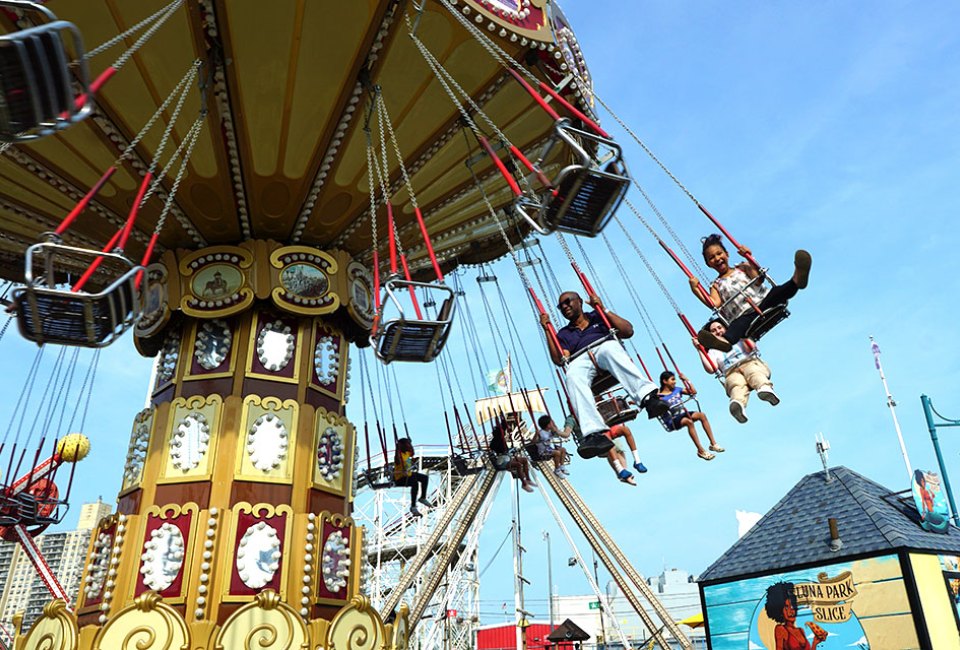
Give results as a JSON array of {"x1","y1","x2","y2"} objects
[{"x1": 4, "y1": 0, "x2": 959, "y2": 629}]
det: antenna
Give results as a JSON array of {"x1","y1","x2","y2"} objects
[
  {"x1": 870, "y1": 336, "x2": 913, "y2": 482},
  {"x1": 815, "y1": 432, "x2": 831, "y2": 482}
]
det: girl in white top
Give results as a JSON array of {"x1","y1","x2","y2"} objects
[{"x1": 691, "y1": 234, "x2": 811, "y2": 351}]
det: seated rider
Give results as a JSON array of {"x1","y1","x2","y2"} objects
[
  {"x1": 489, "y1": 420, "x2": 536, "y2": 493},
  {"x1": 692, "y1": 234, "x2": 811, "y2": 351},
  {"x1": 536, "y1": 415, "x2": 571, "y2": 478},
  {"x1": 540, "y1": 292, "x2": 670, "y2": 458},
  {"x1": 657, "y1": 371, "x2": 724, "y2": 462},
  {"x1": 604, "y1": 423, "x2": 647, "y2": 485},
  {"x1": 695, "y1": 318, "x2": 779, "y2": 424},
  {"x1": 393, "y1": 437, "x2": 434, "y2": 516}
]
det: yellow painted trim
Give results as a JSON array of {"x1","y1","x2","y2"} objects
[
  {"x1": 234, "y1": 396, "x2": 299, "y2": 484},
  {"x1": 158, "y1": 395, "x2": 224, "y2": 484}
]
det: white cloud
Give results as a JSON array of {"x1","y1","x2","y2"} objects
[
  {"x1": 848, "y1": 636, "x2": 868, "y2": 647},
  {"x1": 748, "y1": 641, "x2": 766, "y2": 650}
]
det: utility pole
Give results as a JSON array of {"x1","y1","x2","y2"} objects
[
  {"x1": 543, "y1": 530, "x2": 554, "y2": 633},
  {"x1": 593, "y1": 555, "x2": 606, "y2": 650},
  {"x1": 921, "y1": 395, "x2": 960, "y2": 525}
]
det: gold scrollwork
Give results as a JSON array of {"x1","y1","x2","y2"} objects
[
  {"x1": 91, "y1": 591, "x2": 189, "y2": 650},
  {"x1": 325, "y1": 595, "x2": 385, "y2": 650},
  {"x1": 19, "y1": 600, "x2": 77, "y2": 650},
  {"x1": 144, "y1": 502, "x2": 199, "y2": 521},
  {"x1": 214, "y1": 589, "x2": 309, "y2": 650},
  {"x1": 391, "y1": 603, "x2": 411, "y2": 650}
]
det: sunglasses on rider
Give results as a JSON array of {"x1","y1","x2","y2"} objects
[{"x1": 557, "y1": 297, "x2": 577, "y2": 308}]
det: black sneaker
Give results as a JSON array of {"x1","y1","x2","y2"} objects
[
  {"x1": 640, "y1": 390, "x2": 671, "y2": 419},
  {"x1": 577, "y1": 432, "x2": 614, "y2": 459}
]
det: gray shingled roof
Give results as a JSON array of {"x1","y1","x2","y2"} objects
[{"x1": 699, "y1": 465, "x2": 960, "y2": 583}]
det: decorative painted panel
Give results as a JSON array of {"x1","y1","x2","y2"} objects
[
  {"x1": 314, "y1": 512, "x2": 356, "y2": 607},
  {"x1": 183, "y1": 318, "x2": 236, "y2": 380},
  {"x1": 702, "y1": 554, "x2": 920, "y2": 650},
  {"x1": 269, "y1": 246, "x2": 340, "y2": 315},
  {"x1": 178, "y1": 246, "x2": 255, "y2": 317}
]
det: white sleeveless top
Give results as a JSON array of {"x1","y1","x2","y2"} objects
[{"x1": 711, "y1": 268, "x2": 769, "y2": 321}]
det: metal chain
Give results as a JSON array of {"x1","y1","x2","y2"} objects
[
  {"x1": 83, "y1": 0, "x2": 182, "y2": 61},
  {"x1": 376, "y1": 90, "x2": 419, "y2": 211},
  {"x1": 119, "y1": 60, "x2": 200, "y2": 166},
  {"x1": 613, "y1": 213, "x2": 682, "y2": 314},
  {"x1": 139, "y1": 64, "x2": 197, "y2": 184},
  {"x1": 111, "y1": 0, "x2": 184, "y2": 71},
  {"x1": 601, "y1": 232, "x2": 662, "y2": 350},
  {"x1": 363, "y1": 133, "x2": 381, "y2": 276},
  {"x1": 151, "y1": 115, "x2": 205, "y2": 237}
]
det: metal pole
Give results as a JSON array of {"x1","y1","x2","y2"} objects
[
  {"x1": 543, "y1": 531, "x2": 554, "y2": 633},
  {"x1": 921, "y1": 394, "x2": 960, "y2": 525},
  {"x1": 593, "y1": 556, "x2": 606, "y2": 650},
  {"x1": 871, "y1": 337, "x2": 913, "y2": 481}
]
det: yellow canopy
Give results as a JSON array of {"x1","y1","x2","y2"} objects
[
  {"x1": 678, "y1": 613, "x2": 704, "y2": 629},
  {"x1": 474, "y1": 389, "x2": 549, "y2": 425}
]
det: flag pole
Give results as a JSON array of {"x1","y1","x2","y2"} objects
[{"x1": 870, "y1": 336, "x2": 913, "y2": 482}]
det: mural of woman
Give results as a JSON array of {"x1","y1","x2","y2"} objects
[{"x1": 764, "y1": 582, "x2": 828, "y2": 650}]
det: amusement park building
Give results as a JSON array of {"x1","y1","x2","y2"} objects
[
  {"x1": 698, "y1": 466, "x2": 960, "y2": 650},
  {"x1": 0, "y1": 501, "x2": 112, "y2": 634}
]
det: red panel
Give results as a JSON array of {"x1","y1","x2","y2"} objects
[
  {"x1": 134, "y1": 511, "x2": 193, "y2": 598},
  {"x1": 315, "y1": 519, "x2": 351, "y2": 603},
  {"x1": 228, "y1": 511, "x2": 287, "y2": 595}
]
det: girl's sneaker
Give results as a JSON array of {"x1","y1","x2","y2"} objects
[
  {"x1": 417, "y1": 497, "x2": 434, "y2": 508},
  {"x1": 617, "y1": 469, "x2": 634, "y2": 484},
  {"x1": 633, "y1": 462, "x2": 648, "y2": 474},
  {"x1": 410, "y1": 507, "x2": 422, "y2": 517}
]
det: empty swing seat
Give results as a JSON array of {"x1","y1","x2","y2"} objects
[
  {"x1": 0, "y1": 6, "x2": 92, "y2": 142},
  {"x1": 372, "y1": 277, "x2": 456, "y2": 364},
  {"x1": 12, "y1": 242, "x2": 143, "y2": 348},
  {"x1": 362, "y1": 464, "x2": 396, "y2": 490},
  {"x1": 596, "y1": 395, "x2": 638, "y2": 426},
  {"x1": 514, "y1": 118, "x2": 630, "y2": 237}
]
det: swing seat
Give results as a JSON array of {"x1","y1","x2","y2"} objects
[
  {"x1": 596, "y1": 395, "x2": 638, "y2": 426},
  {"x1": 452, "y1": 451, "x2": 486, "y2": 476},
  {"x1": 372, "y1": 277, "x2": 456, "y2": 364},
  {"x1": 514, "y1": 119, "x2": 630, "y2": 237},
  {"x1": 362, "y1": 464, "x2": 396, "y2": 490},
  {"x1": 12, "y1": 242, "x2": 143, "y2": 348},
  {"x1": 0, "y1": 8, "x2": 92, "y2": 142},
  {"x1": 744, "y1": 304, "x2": 790, "y2": 341}
]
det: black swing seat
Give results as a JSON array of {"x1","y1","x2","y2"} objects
[
  {"x1": 514, "y1": 118, "x2": 630, "y2": 237},
  {"x1": 452, "y1": 450, "x2": 486, "y2": 476},
  {"x1": 744, "y1": 304, "x2": 789, "y2": 341},
  {"x1": 12, "y1": 241, "x2": 143, "y2": 348},
  {"x1": 372, "y1": 277, "x2": 456, "y2": 364},
  {"x1": 360, "y1": 463, "x2": 395, "y2": 490},
  {"x1": 0, "y1": 3, "x2": 92, "y2": 142}
]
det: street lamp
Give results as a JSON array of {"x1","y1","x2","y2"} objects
[
  {"x1": 543, "y1": 531, "x2": 555, "y2": 633},
  {"x1": 921, "y1": 395, "x2": 960, "y2": 525}
]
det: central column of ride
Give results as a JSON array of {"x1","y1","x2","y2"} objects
[{"x1": 69, "y1": 241, "x2": 399, "y2": 650}]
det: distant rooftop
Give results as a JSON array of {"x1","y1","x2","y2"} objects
[{"x1": 700, "y1": 466, "x2": 960, "y2": 583}]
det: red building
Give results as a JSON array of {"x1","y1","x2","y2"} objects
[{"x1": 476, "y1": 623, "x2": 581, "y2": 649}]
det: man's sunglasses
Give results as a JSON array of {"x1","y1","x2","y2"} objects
[{"x1": 557, "y1": 297, "x2": 577, "y2": 308}]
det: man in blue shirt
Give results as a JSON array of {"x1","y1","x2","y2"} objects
[{"x1": 541, "y1": 291, "x2": 669, "y2": 457}]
